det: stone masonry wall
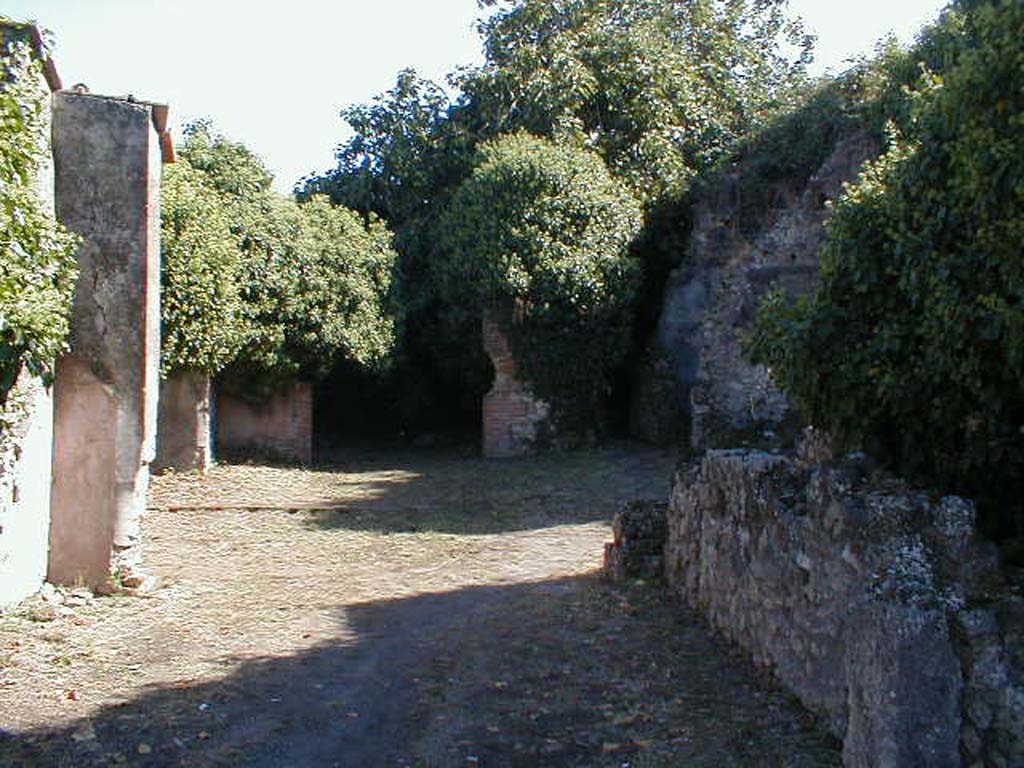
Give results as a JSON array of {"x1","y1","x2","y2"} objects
[
  {"x1": 481, "y1": 309, "x2": 549, "y2": 458},
  {"x1": 216, "y1": 382, "x2": 313, "y2": 465},
  {"x1": 665, "y1": 442, "x2": 1023, "y2": 767},
  {"x1": 638, "y1": 132, "x2": 879, "y2": 449},
  {"x1": 48, "y1": 92, "x2": 164, "y2": 589},
  {"x1": 0, "y1": 371, "x2": 54, "y2": 608}
]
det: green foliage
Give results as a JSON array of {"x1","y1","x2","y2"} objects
[
  {"x1": 749, "y1": 0, "x2": 1024, "y2": 530},
  {"x1": 0, "y1": 34, "x2": 78, "y2": 397},
  {"x1": 160, "y1": 160, "x2": 247, "y2": 375},
  {"x1": 230, "y1": 193, "x2": 397, "y2": 393},
  {"x1": 462, "y1": 0, "x2": 813, "y2": 202},
  {"x1": 434, "y1": 132, "x2": 642, "y2": 430},
  {"x1": 173, "y1": 122, "x2": 397, "y2": 395}
]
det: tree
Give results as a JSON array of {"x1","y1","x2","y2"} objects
[
  {"x1": 460, "y1": 0, "x2": 813, "y2": 201},
  {"x1": 172, "y1": 122, "x2": 398, "y2": 396},
  {"x1": 160, "y1": 159, "x2": 247, "y2": 375},
  {"x1": 433, "y1": 132, "x2": 642, "y2": 430},
  {"x1": 748, "y1": 0, "x2": 1024, "y2": 532}
]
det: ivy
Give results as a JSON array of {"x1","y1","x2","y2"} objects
[
  {"x1": 748, "y1": 0, "x2": 1024, "y2": 533},
  {"x1": 0, "y1": 31, "x2": 78, "y2": 400}
]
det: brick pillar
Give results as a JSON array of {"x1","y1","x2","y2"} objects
[
  {"x1": 154, "y1": 371, "x2": 213, "y2": 472},
  {"x1": 48, "y1": 93, "x2": 165, "y2": 589},
  {"x1": 481, "y1": 307, "x2": 549, "y2": 458},
  {"x1": 216, "y1": 382, "x2": 313, "y2": 464}
]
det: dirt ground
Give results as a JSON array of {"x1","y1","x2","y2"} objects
[{"x1": 0, "y1": 445, "x2": 841, "y2": 767}]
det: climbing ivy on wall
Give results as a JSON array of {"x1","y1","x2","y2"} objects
[{"x1": 0, "y1": 33, "x2": 78, "y2": 400}]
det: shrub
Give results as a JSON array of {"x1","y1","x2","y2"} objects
[
  {"x1": 433, "y1": 132, "x2": 642, "y2": 432},
  {"x1": 749, "y1": 0, "x2": 1024, "y2": 532}
]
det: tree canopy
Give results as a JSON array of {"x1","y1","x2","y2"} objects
[
  {"x1": 433, "y1": 132, "x2": 642, "y2": 428},
  {"x1": 163, "y1": 122, "x2": 397, "y2": 394}
]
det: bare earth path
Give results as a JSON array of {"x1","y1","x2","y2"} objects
[{"x1": 0, "y1": 445, "x2": 840, "y2": 767}]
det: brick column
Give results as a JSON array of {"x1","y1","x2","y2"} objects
[{"x1": 481, "y1": 307, "x2": 549, "y2": 458}]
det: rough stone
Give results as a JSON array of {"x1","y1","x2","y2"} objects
[
  {"x1": 634, "y1": 132, "x2": 879, "y2": 449},
  {"x1": 665, "y1": 443, "x2": 1023, "y2": 767},
  {"x1": 603, "y1": 500, "x2": 669, "y2": 582}
]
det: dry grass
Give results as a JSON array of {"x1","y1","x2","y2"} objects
[{"x1": 0, "y1": 445, "x2": 839, "y2": 767}]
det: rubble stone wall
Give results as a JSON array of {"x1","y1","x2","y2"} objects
[
  {"x1": 665, "y1": 445, "x2": 1023, "y2": 767},
  {"x1": 636, "y1": 132, "x2": 879, "y2": 449}
]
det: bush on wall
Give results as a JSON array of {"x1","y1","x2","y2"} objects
[
  {"x1": 749, "y1": 0, "x2": 1024, "y2": 533},
  {"x1": 0, "y1": 34, "x2": 78, "y2": 399}
]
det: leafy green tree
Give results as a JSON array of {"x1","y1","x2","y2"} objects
[
  {"x1": 0, "y1": 33, "x2": 78, "y2": 397},
  {"x1": 433, "y1": 132, "x2": 642, "y2": 431},
  {"x1": 749, "y1": 0, "x2": 1024, "y2": 532},
  {"x1": 160, "y1": 159, "x2": 247, "y2": 375},
  {"x1": 461, "y1": 0, "x2": 813, "y2": 201},
  {"x1": 173, "y1": 122, "x2": 398, "y2": 396}
]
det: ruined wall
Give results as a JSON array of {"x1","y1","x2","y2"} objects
[
  {"x1": 481, "y1": 310, "x2": 550, "y2": 458},
  {"x1": 0, "y1": 372, "x2": 54, "y2": 607},
  {"x1": 636, "y1": 133, "x2": 879, "y2": 449},
  {"x1": 0, "y1": 40, "x2": 57, "y2": 607},
  {"x1": 154, "y1": 371, "x2": 213, "y2": 472},
  {"x1": 216, "y1": 383, "x2": 313, "y2": 464},
  {"x1": 49, "y1": 92, "x2": 164, "y2": 589},
  {"x1": 665, "y1": 441, "x2": 1023, "y2": 767}
]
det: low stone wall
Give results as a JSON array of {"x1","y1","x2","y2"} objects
[
  {"x1": 0, "y1": 371, "x2": 54, "y2": 608},
  {"x1": 665, "y1": 445, "x2": 1023, "y2": 767},
  {"x1": 603, "y1": 500, "x2": 668, "y2": 582},
  {"x1": 216, "y1": 383, "x2": 313, "y2": 464},
  {"x1": 154, "y1": 371, "x2": 213, "y2": 472}
]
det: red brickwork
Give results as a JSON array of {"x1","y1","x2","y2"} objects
[
  {"x1": 482, "y1": 310, "x2": 549, "y2": 458},
  {"x1": 216, "y1": 382, "x2": 313, "y2": 464}
]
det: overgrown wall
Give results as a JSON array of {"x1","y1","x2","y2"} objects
[
  {"x1": 665, "y1": 443, "x2": 1023, "y2": 767},
  {"x1": 636, "y1": 132, "x2": 878, "y2": 448}
]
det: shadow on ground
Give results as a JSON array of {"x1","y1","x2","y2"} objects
[{"x1": 0, "y1": 575, "x2": 840, "y2": 768}]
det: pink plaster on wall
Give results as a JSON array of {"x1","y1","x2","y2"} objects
[{"x1": 216, "y1": 383, "x2": 313, "y2": 465}]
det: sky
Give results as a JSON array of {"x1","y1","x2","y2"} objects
[{"x1": 5, "y1": 0, "x2": 950, "y2": 193}]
